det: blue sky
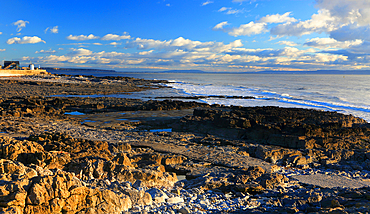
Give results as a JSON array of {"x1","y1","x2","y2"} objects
[{"x1": 1, "y1": 0, "x2": 370, "y2": 72}]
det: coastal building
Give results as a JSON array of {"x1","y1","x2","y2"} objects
[
  {"x1": 0, "y1": 61, "x2": 48, "y2": 76},
  {"x1": 4, "y1": 61, "x2": 20, "y2": 70}
]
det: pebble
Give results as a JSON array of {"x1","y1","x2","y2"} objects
[{"x1": 166, "y1": 197, "x2": 184, "y2": 204}]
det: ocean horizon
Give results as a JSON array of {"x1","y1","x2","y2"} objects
[{"x1": 47, "y1": 69, "x2": 370, "y2": 122}]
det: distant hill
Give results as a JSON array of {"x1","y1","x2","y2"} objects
[
  {"x1": 159, "y1": 70, "x2": 205, "y2": 73},
  {"x1": 256, "y1": 70, "x2": 370, "y2": 75},
  {"x1": 42, "y1": 67, "x2": 116, "y2": 72},
  {"x1": 313, "y1": 70, "x2": 370, "y2": 74}
]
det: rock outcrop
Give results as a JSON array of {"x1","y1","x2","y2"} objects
[
  {"x1": 175, "y1": 106, "x2": 369, "y2": 150},
  {"x1": 0, "y1": 159, "x2": 131, "y2": 214}
]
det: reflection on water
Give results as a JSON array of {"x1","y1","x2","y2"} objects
[
  {"x1": 117, "y1": 119, "x2": 141, "y2": 123},
  {"x1": 150, "y1": 128, "x2": 172, "y2": 132},
  {"x1": 82, "y1": 120, "x2": 98, "y2": 123},
  {"x1": 52, "y1": 87, "x2": 194, "y2": 102},
  {"x1": 65, "y1": 111, "x2": 85, "y2": 116}
]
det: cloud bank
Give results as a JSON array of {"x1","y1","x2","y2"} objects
[
  {"x1": 7, "y1": 36, "x2": 46, "y2": 44},
  {"x1": 67, "y1": 34, "x2": 99, "y2": 41}
]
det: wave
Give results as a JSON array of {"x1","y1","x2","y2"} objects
[{"x1": 166, "y1": 81, "x2": 370, "y2": 121}]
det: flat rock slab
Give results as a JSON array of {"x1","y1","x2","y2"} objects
[
  {"x1": 130, "y1": 140, "x2": 279, "y2": 173},
  {"x1": 291, "y1": 174, "x2": 370, "y2": 189}
]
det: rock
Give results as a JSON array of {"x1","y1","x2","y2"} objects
[
  {"x1": 117, "y1": 142, "x2": 132, "y2": 151},
  {"x1": 121, "y1": 188, "x2": 152, "y2": 206},
  {"x1": 0, "y1": 137, "x2": 45, "y2": 164},
  {"x1": 162, "y1": 155, "x2": 186, "y2": 165},
  {"x1": 307, "y1": 192, "x2": 323, "y2": 204},
  {"x1": 177, "y1": 207, "x2": 191, "y2": 214},
  {"x1": 236, "y1": 166, "x2": 265, "y2": 184},
  {"x1": 235, "y1": 183, "x2": 265, "y2": 194},
  {"x1": 113, "y1": 153, "x2": 132, "y2": 166},
  {"x1": 259, "y1": 173, "x2": 289, "y2": 189},
  {"x1": 146, "y1": 188, "x2": 168, "y2": 203},
  {"x1": 176, "y1": 107, "x2": 370, "y2": 151},
  {"x1": 0, "y1": 159, "x2": 131, "y2": 213},
  {"x1": 166, "y1": 197, "x2": 184, "y2": 204}
]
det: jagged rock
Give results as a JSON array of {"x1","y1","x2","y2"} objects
[
  {"x1": 29, "y1": 133, "x2": 112, "y2": 161},
  {"x1": 0, "y1": 136, "x2": 45, "y2": 163},
  {"x1": 112, "y1": 153, "x2": 132, "y2": 166},
  {"x1": 175, "y1": 107, "x2": 370, "y2": 151},
  {"x1": 236, "y1": 166, "x2": 265, "y2": 184},
  {"x1": 259, "y1": 173, "x2": 289, "y2": 189},
  {"x1": 162, "y1": 155, "x2": 186, "y2": 165},
  {"x1": 117, "y1": 142, "x2": 132, "y2": 152},
  {"x1": 121, "y1": 188, "x2": 152, "y2": 206},
  {"x1": 0, "y1": 159, "x2": 131, "y2": 214},
  {"x1": 113, "y1": 167, "x2": 177, "y2": 188},
  {"x1": 235, "y1": 183, "x2": 265, "y2": 194},
  {"x1": 146, "y1": 188, "x2": 168, "y2": 203}
]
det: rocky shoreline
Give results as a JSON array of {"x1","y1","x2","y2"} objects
[{"x1": 1, "y1": 74, "x2": 370, "y2": 213}]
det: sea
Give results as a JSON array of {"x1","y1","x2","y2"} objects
[{"x1": 47, "y1": 70, "x2": 370, "y2": 122}]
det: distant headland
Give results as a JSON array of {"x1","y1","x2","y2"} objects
[{"x1": 42, "y1": 67, "x2": 116, "y2": 72}]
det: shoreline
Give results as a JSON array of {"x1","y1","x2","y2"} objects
[{"x1": 1, "y1": 74, "x2": 370, "y2": 213}]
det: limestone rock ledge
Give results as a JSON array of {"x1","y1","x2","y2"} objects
[{"x1": 0, "y1": 159, "x2": 131, "y2": 214}]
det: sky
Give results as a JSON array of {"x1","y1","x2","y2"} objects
[{"x1": 1, "y1": 0, "x2": 370, "y2": 72}]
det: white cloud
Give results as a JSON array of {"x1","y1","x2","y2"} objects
[
  {"x1": 35, "y1": 49, "x2": 57, "y2": 54},
  {"x1": 67, "y1": 34, "x2": 99, "y2": 41},
  {"x1": 226, "y1": 9, "x2": 243, "y2": 15},
  {"x1": 270, "y1": 9, "x2": 338, "y2": 37},
  {"x1": 50, "y1": 26, "x2": 59, "y2": 33},
  {"x1": 229, "y1": 21, "x2": 267, "y2": 37},
  {"x1": 44, "y1": 26, "x2": 59, "y2": 34},
  {"x1": 139, "y1": 50, "x2": 154, "y2": 55},
  {"x1": 260, "y1": 12, "x2": 297, "y2": 24},
  {"x1": 213, "y1": 21, "x2": 229, "y2": 30},
  {"x1": 226, "y1": 47, "x2": 309, "y2": 58},
  {"x1": 315, "y1": 0, "x2": 370, "y2": 26},
  {"x1": 268, "y1": 1, "x2": 370, "y2": 40},
  {"x1": 109, "y1": 42, "x2": 121, "y2": 46},
  {"x1": 13, "y1": 20, "x2": 29, "y2": 32},
  {"x1": 101, "y1": 34, "x2": 131, "y2": 40},
  {"x1": 202, "y1": 1, "x2": 213, "y2": 6},
  {"x1": 218, "y1": 7, "x2": 230, "y2": 12},
  {"x1": 126, "y1": 37, "x2": 243, "y2": 53},
  {"x1": 313, "y1": 53, "x2": 348, "y2": 62},
  {"x1": 67, "y1": 48, "x2": 93, "y2": 56},
  {"x1": 277, "y1": 41, "x2": 299, "y2": 46},
  {"x1": 0, "y1": 49, "x2": 5, "y2": 52},
  {"x1": 218, "y1": 7, "x2": 243, "y2": 14},
  {"x1": 7, "y1": 36, "x2": 46, "y2": 44},
  {"x1": 126, "y1": 38, "x2": 168, "y2": 50},
  {"x1": 232, "y1": 0, "x2": 248, "y2": 3},
  {"x1": 216, "y1": 12, "x2": 297, "y2": 37},
  {"x1": 304, "y1": 37, "x2": 363, "y2": 49}
]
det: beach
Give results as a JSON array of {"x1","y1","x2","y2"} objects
[{"x1": 1, "y1": 74, "x2": 370, "y2": 213}]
